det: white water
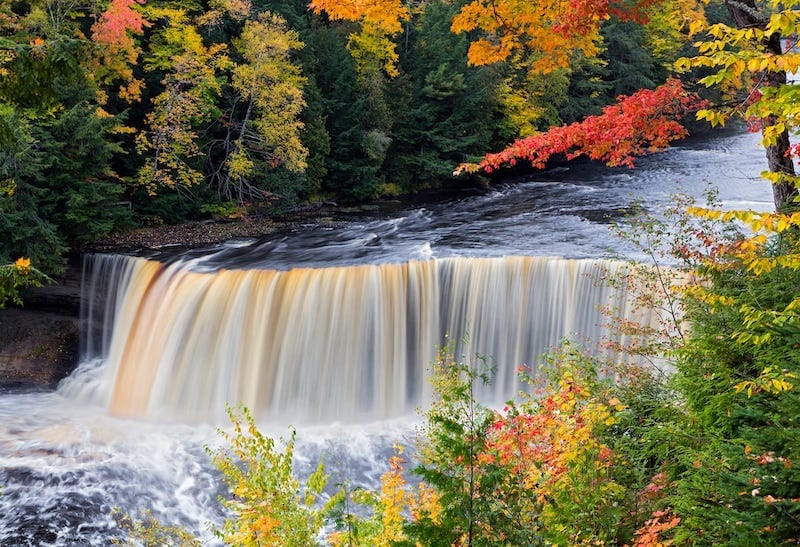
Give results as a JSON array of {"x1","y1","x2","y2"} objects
[
  {"x1": 62, "y1": 255, "x2": 639, "y2": 425},
  {"x1": 0, "y1": 127, "x2": 773, "y2": 544}
]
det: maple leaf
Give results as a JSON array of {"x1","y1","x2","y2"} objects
[{"x1": 456, "y1": 79, "x2": 705, "y2": 175}]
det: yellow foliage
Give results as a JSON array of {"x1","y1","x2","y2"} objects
[
  {"x1": 309, "y1": 0, "x2": 408, "y2": 77},
  {"x1": 677, "y1": 0, "x2": 800, "y2": 173},
  {"x1": 1, "y1": 178, "x2": 16, "y2": 197},
  {"x1": 14, "y1": 257, "x2": 31, "y2": 274},
  {"x1": 645, "y1": 0, "x2": 707, "y2": 63}
]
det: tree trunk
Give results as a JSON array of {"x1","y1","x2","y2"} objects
[{"x1": 726, "y1": 0, "x2": 799, "y2": 211}]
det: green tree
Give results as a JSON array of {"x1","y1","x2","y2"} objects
[
  {"x1": 386, "y1": 0, "x2": 502, "y2": 191},
  {"x1": 665, "y1": 224, "x2": 800, "y2": 543},
  {"x1": 0, "y1": 5, "x2": 129, "y2": 273},
  {"x1": 310, "y1": 25, "x2": 385, "y2": 200},
  {"x1": 0, "y1": 104, "x2": 68, "y2": 273},
  {"x1": 403, "y1": 344, "x2": 496, "y2": 546},
  {"x1": 602, "y1": 19, "x2": 666, "y2": 99}
]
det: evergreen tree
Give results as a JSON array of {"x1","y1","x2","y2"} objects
[
  {"x1": 668, "y1": 237, "x2": 800, "y2": 544},
  {"x1": 310, "y1": 25, "x2": 385, "y2": 201},
  {"x1": 386, "y1": 0, "x2": 501, "y2": 191},
  {"x1": 602, "y1": 19, "x2": 666, "y2": 99},
  {"x1": 0, "y1": 6, "x2": 128, "y2": 272}
]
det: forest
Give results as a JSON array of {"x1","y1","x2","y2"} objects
[
  {"x1": 0, "y1": 0, "x2": 716, "y2": 282},
  {"x1": 3, "y1": 0, "x2": 800, "y2": 544}
]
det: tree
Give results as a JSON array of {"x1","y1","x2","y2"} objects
[
  {"x1": 90, "y1": 0, "x2": 148, "y2": 103},
  {"x1": 0, "y1": 3, "x2": 129, "y2": 274},
  {"x1": 450, "y1": 0, "x2": 655, "y2": 73},
  {"x1": 677, "y1": 0, "x2": 800, "y2": 210},
  {"x1": 385, "y1": 0, "x2": 504, "y2": 190},
  {"x1": 641, "y1": 204, "x2": 800, "y2": 543},
  {"x1": 456, "y1": 78, "x2": 703, "y2": 174},
  {"x1": 308, "y1": 0, "x2": 409, "y2": 78},
  {"x1": 210, "y1": 11, "x2": 308, "y2": 204},
  {"x1": 210, "y1": 406, "x2": 328, "y2": 546},
  {"x1": 136, "y1": 6, "x2": 230, "y2": 194},
  {"x1": 403, "y1": 344, "x2": 496, "y2": 546},
  {"x1": 310, "y1": 25, "x2": 386, "y2": 200}
]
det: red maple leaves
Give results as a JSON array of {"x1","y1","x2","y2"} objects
[
  {"x1": 459, "y1": 78, "x2": 705, "y2": 174},
  {"x1": 92, "y1": 0, "x2": 147, "y2": 48}
]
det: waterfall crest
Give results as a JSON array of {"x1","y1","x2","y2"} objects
[{"x1": 64, "y1": 254, "x2": 637, "y2": 424}]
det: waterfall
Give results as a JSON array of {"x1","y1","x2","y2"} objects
[{"x1": 63, "y1": 254, "x2": 639, "y2": 424}]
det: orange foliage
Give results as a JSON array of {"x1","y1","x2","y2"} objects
[
  {"x1": 476, "y1": 356, "x2": 627, "y2": 544},
  {"x1": 92, "y1": 0, "x2": 147, "y2": 48},
  {"x1": 631, "y1": 509, "x2": 681, "y2": 546},
  {"x1": 451, "y1": 0, "x2": 658, "y2": 72},
  {"x1": 309, "y1": 0, "x2": 408, "y2": 35},
  {"x1": 91, "y1": 0, "x2": 148, "y2": 102}
]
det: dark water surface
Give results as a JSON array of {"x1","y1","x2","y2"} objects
[{"x1": 158, "y1": 128, "x2": 771, "y2": 271}]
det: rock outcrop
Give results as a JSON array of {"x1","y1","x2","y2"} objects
[{"x1": 0, "y1": 265, "x2": 81, "y2": 389}]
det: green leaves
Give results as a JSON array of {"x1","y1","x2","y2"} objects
[{"x1": 210, "y1": 405, "x2": 327, "y2": 546}]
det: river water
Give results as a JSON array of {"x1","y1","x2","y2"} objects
[{"x1": 0, "y1": 128, "x2": 773, "y2": 545}]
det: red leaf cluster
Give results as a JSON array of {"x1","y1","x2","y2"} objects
[
  {"x1": 92, "y1": 0, "x2": 146, "y2": 47},
  {"x1": 465, "y1": 79, "x2": 705, "y2": 174}
]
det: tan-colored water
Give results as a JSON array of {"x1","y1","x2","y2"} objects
[{"x1": 81, "y1": 255, "x2": 638, "y2": 424}]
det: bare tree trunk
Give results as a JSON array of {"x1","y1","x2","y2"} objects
[{"x1": 726, "y1": 0, "x2": 798, "y2": 211}]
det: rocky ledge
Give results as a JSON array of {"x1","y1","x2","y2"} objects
[
  {"x1": 0, "y1": 217, "x2": 289, "y2": 389},
  {"x1": 0, "y1": 265, "x2": 82, "y2": 389}
]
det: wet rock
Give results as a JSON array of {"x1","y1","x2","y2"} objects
[
  {"x1": 0, "y1": 265, "x2": 81, "y2": 389},
  {"x1": 0, "y1": 308, "x2": 79, "y2": 389}
]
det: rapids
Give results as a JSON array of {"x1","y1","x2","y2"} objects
[{"x1": 0, "y1": 127, "x2": 773, "y2": 544}]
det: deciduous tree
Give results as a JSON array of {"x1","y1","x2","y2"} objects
[
  {"x1": 677, "y1": 0, "x2": 800, "y2": 210},
  {"x1": 210, "y1": 11, "x2": 307, "y2": 203},
  {"x1": 136, "y1": 7, "x2": 230, "y2": 193},
  {"x1": 308, "y1": 0, "x2": 409, "y2": 78},
  {"x1": 450, "y1": 0, "x2": 657, "y2": 73},
  {"x1": 456, "y1": 78, "x2": 703, "y2": 174}
]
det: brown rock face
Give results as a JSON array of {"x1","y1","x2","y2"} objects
[{"x1": 0, "y1": 266, "x2": 81, "y2": 389}]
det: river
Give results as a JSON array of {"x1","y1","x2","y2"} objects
[{"x1": 0, "y1": 128, "x2": 773, "y2": 545}]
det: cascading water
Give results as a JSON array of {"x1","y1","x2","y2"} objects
[
  {"x1": 0, "y1": 127, "x2": 773, "y2": 544},
  {"x1": 63, "y1": 254, "x2": 638, "y2": 424}
]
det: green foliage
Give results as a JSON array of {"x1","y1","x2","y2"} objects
[
  {"x1": 666, "y1": 228, "x2": 800, "y2": 544},
  {"x1": 310, "y1": 25, "x2": 385, "y2": 201},
  {"x1": 386, "y1": 0, "x2": 503, "y2": 191},
  {"x1": 404, "y1": 342, "x2": 495, "y2": 546},
  {"x1": 209, "y1": 405, "x2": 328, "y2": 546},
  {"x1": 0, "y1": 258, "x2": 50, "y2": 309},
  {"x1": 600, "y1": 197, "x2": 800, "y2": 543},
  {"x1": 0, "y1": 103, "x2": 68, "y2": 274},
  {"x1": 602, "y1": 19, "x2": 666, "y2": 99},
  {"x1": 32, "y1": 101, "x2": 132, "y2": 245}
]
